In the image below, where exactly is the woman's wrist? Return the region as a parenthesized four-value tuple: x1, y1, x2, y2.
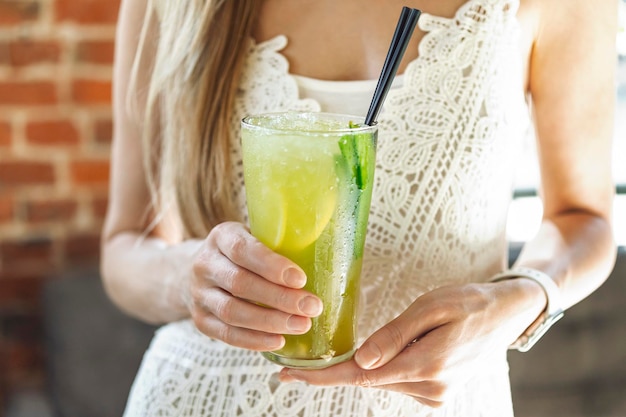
(167, 238, 204, 318)
(490, 268, 565, 351)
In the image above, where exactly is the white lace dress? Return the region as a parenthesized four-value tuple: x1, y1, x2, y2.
(124, 0, 531, 415)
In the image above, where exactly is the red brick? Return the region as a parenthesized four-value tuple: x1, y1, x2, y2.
(0, 40, 61, 67)
(26, 120, 79, 146)
(76, 40, 115, 64)
(94, 118, 112, 144)
(0, 278, 42, 308)
(0, 161, 55, 186)
(0, 1, 40, 26)
(64, 233, 101, 264)
(55, 0, 121, 24)
(0, 42, 8, 65)
(70, 159, 109, 185)
(0, 121, 10, 146)
(0, 81, 57, 105)
(0, 194, 14, 222)
(24, 199, 78, 223)
(71, 79, 112, 104)
(0, 238, 55, 274)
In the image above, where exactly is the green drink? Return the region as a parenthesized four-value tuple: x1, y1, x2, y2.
(241, 112, 378, 369)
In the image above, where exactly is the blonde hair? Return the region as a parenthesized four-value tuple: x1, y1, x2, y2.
(135, 0, 259, 238)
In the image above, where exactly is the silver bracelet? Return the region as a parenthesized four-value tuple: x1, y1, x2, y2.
(490, 267, 565, 352)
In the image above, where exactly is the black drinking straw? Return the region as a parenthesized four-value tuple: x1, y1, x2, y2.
(364, 7, 421, 126)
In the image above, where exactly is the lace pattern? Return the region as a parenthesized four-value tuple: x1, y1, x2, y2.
(125, 1, 530, 415)
(125, 321, 513, 417)
(358, 0, 529, 336)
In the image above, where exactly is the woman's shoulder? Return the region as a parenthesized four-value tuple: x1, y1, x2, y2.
(519, 0, 616, 43)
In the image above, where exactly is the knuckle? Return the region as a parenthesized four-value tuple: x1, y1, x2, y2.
(227, 270, 250, 297)
(226, 234, 248, 259)
(217, 322, 235, 344)
(189, 286, 211, 314)
(213, 296, 237, 324)
(210, 221, 232, 237)
(220, 267, 239, 292)
(352, 372, 375, 388)
(382, 321, 406, 352)
(426, 302, 449, 323)
(211, 222, 250, 258)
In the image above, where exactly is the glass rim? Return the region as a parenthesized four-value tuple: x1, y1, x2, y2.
(241, 111, 378, 135)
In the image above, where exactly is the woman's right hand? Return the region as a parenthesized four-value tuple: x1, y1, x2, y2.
(188, 221, 323, 351)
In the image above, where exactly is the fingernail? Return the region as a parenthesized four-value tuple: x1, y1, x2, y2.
(284, 268, 306, 288)
(355, 342, 381, 369)
(286, 315, 311, 333)
(298, 296, 323, 316)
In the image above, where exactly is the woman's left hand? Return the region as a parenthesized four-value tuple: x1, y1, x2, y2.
(279, 280, 545, 407)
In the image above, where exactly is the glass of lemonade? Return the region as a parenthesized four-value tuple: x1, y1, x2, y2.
(241, 112, 378, 369)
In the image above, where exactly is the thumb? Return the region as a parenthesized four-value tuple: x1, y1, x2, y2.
(355, 290, 446, 370)
(354, 321, 417, 370)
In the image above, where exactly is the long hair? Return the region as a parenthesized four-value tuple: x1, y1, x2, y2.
(133, 0, 259, 238)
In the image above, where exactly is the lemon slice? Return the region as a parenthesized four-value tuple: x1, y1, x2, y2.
(280, 187, 337, 252)
(250, 186, 337, 252)
(250, 188, 287, 251)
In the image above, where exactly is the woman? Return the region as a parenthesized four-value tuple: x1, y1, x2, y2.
(102, 0, 617, 415)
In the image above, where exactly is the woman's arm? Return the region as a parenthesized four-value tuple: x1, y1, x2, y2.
(278, 0, 618, 405)
(516, 0, 617, 307)
(101, 0, 322, 352)
(101, 0, 194, 324)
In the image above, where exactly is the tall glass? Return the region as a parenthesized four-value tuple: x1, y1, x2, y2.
(241, 112, 378, 369)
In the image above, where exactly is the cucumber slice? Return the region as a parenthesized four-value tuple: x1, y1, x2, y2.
(336, 124, 376, 259)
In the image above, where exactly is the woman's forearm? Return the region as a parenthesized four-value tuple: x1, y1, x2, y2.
(101, 232, 203, 324)
(513, 210, 616, 310)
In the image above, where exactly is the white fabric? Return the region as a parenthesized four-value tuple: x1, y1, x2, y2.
(291, 74, 404, 116)
(124, 0, 531, 415)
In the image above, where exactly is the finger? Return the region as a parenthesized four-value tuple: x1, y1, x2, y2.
(279, 363, 391, 387)
(199, 287, 312, 335)
(280, 360, 446, 409)
(354, 295, 444, 370)
(193, 312, 285, 351)
(281, 343, 437, 387)
(204, 254, 322, 317)
(210, 222, 307, 289)
(278, 360, 363, 386)
(278, 355, 414, 388)
(374, 382, 447, 407)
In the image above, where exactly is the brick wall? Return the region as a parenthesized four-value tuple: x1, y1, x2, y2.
(0, 0, 120, 410)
